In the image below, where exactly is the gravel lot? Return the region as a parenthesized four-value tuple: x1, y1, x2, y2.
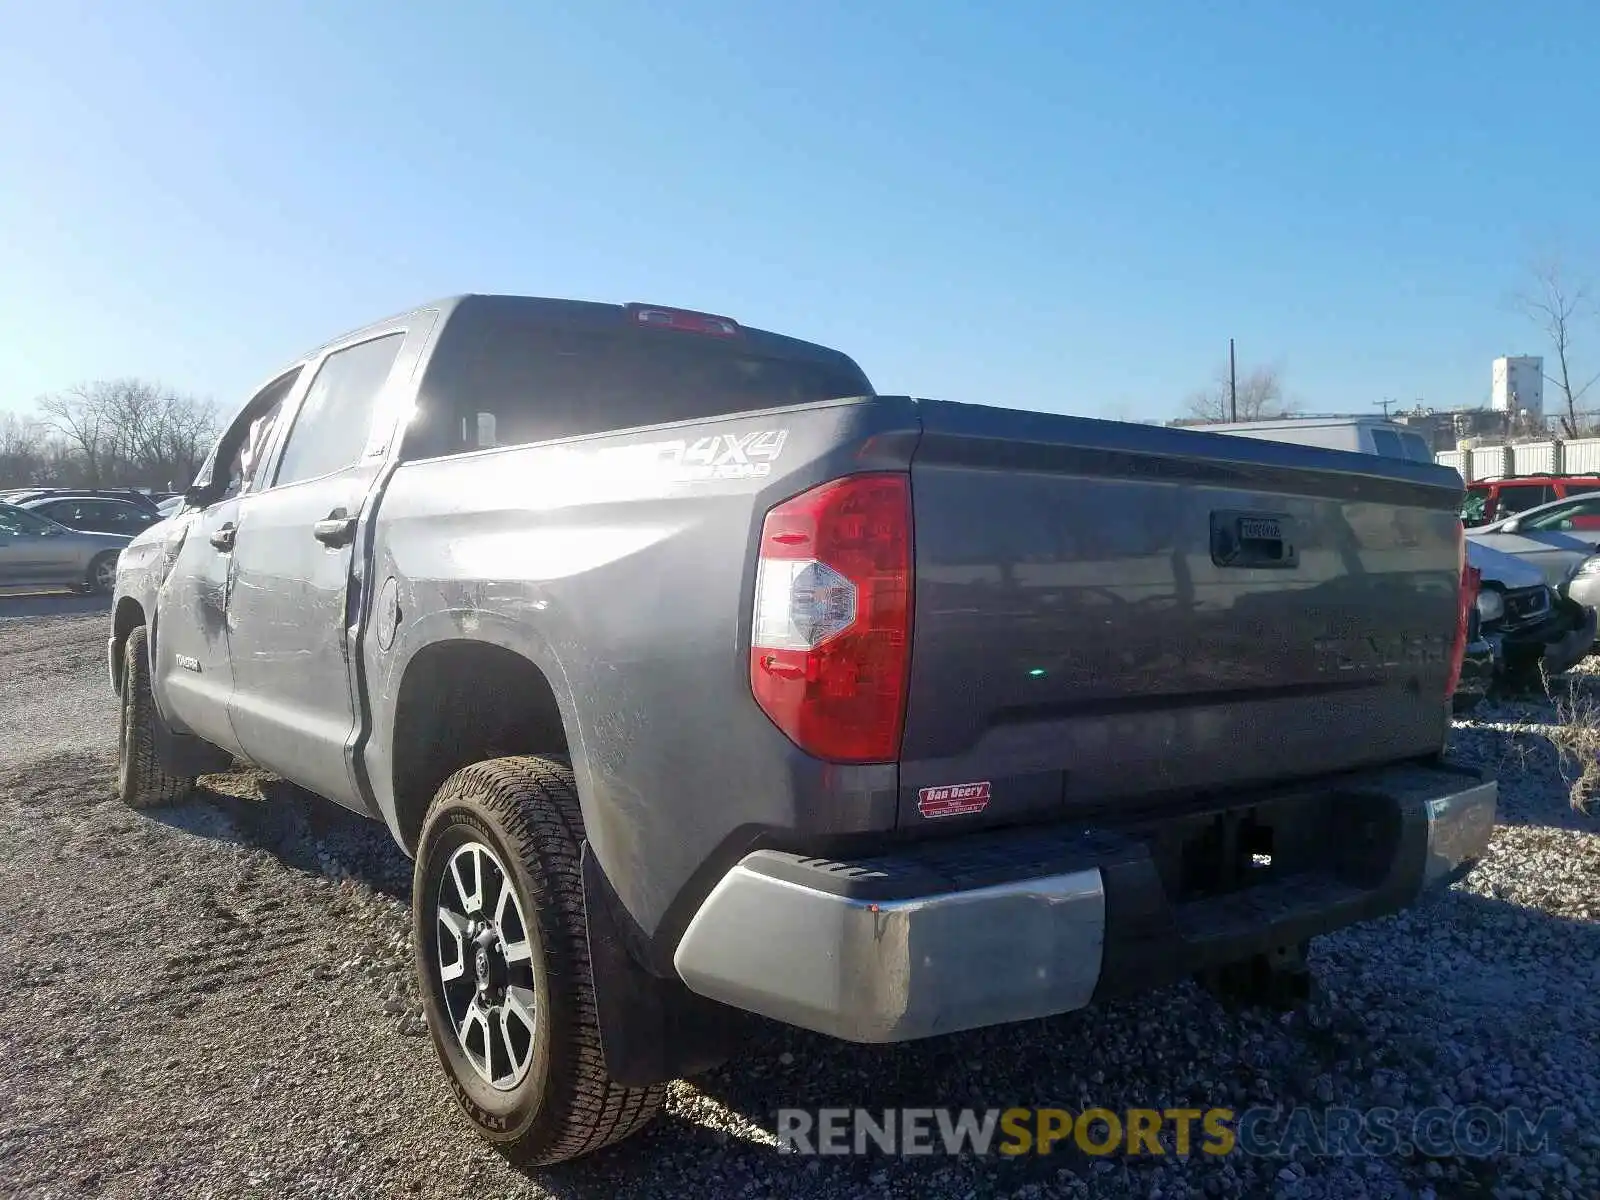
(0, 602, 1596, 1199)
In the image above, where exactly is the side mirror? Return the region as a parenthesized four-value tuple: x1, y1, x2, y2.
(1499, 517, 1520, 534)
(183, 484, 210, 508)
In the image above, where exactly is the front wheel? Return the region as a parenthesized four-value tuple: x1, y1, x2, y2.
(413, 756, 666, 1165)
(117, 627, 195, 809)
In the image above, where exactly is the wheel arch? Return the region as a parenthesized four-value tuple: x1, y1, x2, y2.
(385, 636, 589, 857)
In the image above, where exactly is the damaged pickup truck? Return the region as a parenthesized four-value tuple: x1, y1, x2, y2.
(107, 295, 1496, 1165)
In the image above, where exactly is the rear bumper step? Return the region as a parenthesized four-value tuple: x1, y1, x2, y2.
(672, 762, 1495, 1042)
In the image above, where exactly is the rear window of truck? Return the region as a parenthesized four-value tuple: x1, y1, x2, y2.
(409, 320, 872, 457)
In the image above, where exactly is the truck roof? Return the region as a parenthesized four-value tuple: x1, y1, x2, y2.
(305, 294, 858, 370)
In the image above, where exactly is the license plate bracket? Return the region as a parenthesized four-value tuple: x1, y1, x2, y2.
(1211, 510, 1298, 569)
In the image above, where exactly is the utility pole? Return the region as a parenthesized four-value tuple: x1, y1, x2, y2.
(1229, 338, 1237, 422)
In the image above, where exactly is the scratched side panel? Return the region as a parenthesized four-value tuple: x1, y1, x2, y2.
(360, 396, 921, 943)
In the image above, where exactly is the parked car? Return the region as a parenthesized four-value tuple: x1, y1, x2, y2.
(1461, 475, 1600, 528)
(1467, 490, 1600, 588)
(1466, 538, 1596, 689)
(17, 493, 165, 536)
(0, 501, 129, 593)
(0, 487, 164, 515)
(107, 294, 1494, 1165)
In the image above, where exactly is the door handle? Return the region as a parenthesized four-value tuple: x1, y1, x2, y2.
(209, 523, 236, 552)
(312, 511, 357, 547)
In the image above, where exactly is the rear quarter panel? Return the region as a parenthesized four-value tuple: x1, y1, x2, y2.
(362, 398, 920, 946)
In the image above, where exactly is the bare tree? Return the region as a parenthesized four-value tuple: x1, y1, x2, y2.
(1183, 361, 1295, 423)
(35, 379, 220, 489)
(37, 385, 115, 486)
(1517, 258, 1600, 438)
(0, 413, 52, 485)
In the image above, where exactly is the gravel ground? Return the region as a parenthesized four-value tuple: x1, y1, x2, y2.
(0, 606, 1596, 1199)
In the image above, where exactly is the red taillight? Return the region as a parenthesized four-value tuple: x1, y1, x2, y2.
(626, 303, 740, 338)
(749, 473, 913, 762)
(1445, 520, 1476, 698)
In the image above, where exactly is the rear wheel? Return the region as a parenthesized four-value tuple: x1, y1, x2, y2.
(116, 627, 195, 809)
(413, 756, 666, 1165)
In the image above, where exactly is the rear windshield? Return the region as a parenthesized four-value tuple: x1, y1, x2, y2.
(408, 320, 872, 457)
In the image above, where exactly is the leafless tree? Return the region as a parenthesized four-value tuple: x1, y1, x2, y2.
(37, 385, 115, 486)
(34, 379, 220, 489)
(0, 413, 52, 485)
(1183, 361, 1296, 423)
(1517, 258, 1600, 438)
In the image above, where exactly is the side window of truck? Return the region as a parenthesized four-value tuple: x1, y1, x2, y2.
(193, 368, 301, 501)
(274, 333, 405, 487)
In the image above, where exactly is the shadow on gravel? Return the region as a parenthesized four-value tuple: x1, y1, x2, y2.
(0, 590, 111, 620)
(150, 771, 414, 900)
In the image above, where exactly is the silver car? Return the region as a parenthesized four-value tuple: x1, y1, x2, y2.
(0, 501, 131, 593)
(1466, 490, 1600, 588)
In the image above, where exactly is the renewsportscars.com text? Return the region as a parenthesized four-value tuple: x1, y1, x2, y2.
(775, 1106, 1566, 1159)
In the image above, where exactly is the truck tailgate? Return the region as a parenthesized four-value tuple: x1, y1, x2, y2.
(898, 401, 1465, 829)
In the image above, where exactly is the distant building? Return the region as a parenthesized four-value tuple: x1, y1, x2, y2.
(1491, 356, 1543, 420)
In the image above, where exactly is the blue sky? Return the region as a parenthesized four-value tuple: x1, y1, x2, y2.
(1, 0, 1596, 424)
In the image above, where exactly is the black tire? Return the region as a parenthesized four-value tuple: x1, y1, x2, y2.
(87, 551, 119, 596)
(413, 756, 665, 1165)
(116, 627, 195, 809)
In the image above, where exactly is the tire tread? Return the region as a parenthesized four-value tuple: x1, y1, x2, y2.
(422, 755, 666, 1164)
(118, 627, 193, 809)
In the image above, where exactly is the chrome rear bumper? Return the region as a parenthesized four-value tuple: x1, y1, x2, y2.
(673, 765, 1496, 1043)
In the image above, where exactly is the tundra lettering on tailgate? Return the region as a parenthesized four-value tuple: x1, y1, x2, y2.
(1312, 631, 1447, 673)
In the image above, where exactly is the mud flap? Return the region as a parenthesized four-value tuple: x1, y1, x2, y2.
(581, 845, 751, 1086)
(151, 708, 234, 778)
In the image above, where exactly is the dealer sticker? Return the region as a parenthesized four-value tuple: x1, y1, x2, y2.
(917, 781, 991, 819)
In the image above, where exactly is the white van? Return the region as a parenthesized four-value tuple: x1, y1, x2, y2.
(1203, 416, 1434, 463)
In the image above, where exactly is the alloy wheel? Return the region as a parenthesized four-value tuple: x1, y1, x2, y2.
(434, 840, 538, 1091)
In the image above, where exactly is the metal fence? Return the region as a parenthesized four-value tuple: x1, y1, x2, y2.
(1437, 438, 1600, 479)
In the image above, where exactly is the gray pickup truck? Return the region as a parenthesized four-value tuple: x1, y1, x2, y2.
(108, 295, 1496, 1165)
